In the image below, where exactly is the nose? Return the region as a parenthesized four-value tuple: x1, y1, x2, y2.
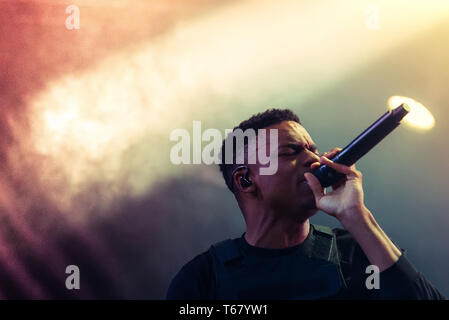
(304, 150, 320, 168)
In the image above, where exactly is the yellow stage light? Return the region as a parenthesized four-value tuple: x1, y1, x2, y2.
(388, 96, 435, 130)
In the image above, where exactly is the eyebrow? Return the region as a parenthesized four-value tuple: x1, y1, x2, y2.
(279, 142, 318, 153)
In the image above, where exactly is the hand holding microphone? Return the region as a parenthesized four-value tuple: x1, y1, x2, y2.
(305, 152, 365, 223)
(304, 103, 410, 224)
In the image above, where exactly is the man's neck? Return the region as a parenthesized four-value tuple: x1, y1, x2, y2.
(244, 214, 310, 249)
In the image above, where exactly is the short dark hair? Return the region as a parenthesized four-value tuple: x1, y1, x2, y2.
(219, 108, 301, 193)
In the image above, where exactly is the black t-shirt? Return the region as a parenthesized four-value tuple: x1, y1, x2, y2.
(167, 226, 445, 300)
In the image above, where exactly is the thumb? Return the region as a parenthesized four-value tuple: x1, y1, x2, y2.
(304, 172, 324, 201)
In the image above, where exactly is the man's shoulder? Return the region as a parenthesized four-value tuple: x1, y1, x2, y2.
(329, 226, 363, 260)
(330, 226, 351, 238)
(166, 249, 215, 299)
(332, 227, 356, 246)
(312, 224, 357, 248)
(312, 224, 352, 240)
(171, 250, 214, 283)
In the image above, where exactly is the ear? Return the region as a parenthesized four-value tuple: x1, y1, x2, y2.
(233, 168, 257, 194)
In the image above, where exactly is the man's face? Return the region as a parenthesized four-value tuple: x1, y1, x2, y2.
(248, 121, 320, 220)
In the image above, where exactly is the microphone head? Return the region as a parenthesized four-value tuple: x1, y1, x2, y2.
(392, 103, 410, 121)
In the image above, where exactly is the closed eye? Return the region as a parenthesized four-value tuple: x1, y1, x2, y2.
(279, 143, 318, 156)
(280, 146, 301, 156)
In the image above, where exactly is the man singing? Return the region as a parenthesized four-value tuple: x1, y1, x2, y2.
(167, 109, 444, 299)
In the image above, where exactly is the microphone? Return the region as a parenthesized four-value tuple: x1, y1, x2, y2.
(312, 104, 410, 188)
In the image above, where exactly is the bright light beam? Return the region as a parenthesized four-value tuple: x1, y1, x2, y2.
(388, 96, 435, 130)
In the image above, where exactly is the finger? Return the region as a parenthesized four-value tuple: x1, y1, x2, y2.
(310, 161, 321, 170)
(320, 156, 354, 175)
(321, 147, 340, 157)
(321, 156, 363, 181)
(325, 147, 342, 160)
(304, 172, 324, 200)
(347, 163, 361, 178)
